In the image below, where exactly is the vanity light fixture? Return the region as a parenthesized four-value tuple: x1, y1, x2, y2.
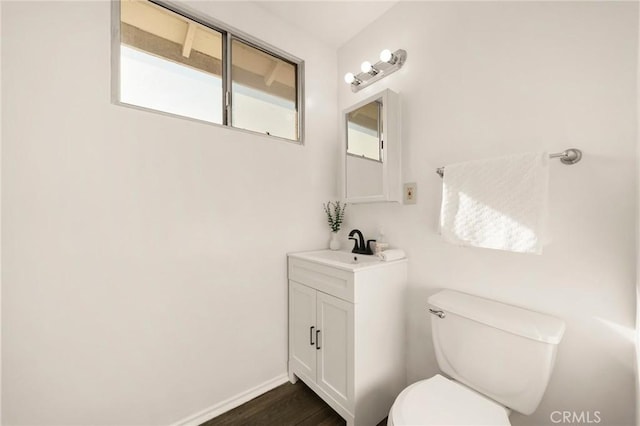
(344, 48, 407, 92)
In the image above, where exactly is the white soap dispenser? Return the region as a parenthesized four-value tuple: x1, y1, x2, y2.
(375, 227, 389, 254)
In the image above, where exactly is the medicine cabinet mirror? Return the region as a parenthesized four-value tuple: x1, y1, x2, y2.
(341, 89, 401, 203)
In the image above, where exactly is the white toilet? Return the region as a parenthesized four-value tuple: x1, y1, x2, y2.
(388, 290, 566, 426)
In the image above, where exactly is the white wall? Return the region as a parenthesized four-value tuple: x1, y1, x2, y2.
(338, 2, 638, 426)
(1, 1, 338, 424)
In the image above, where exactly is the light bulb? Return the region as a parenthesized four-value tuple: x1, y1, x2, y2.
(360, 61, 373, 73)
(379, 49, 393, 63)
(344, 72, 356, 84)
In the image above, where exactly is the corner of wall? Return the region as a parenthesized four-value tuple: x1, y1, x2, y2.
(634, 12, 640, 426)
(1, 0, 4, 422)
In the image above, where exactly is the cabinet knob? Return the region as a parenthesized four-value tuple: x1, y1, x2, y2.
(310, 326, 315, 346)
(316, 329, 321, 350)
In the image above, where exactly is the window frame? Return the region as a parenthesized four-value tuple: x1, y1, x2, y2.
(111, 0, 305, 144)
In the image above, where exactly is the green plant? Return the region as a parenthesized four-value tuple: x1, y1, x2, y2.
(323, 201, 347, 233)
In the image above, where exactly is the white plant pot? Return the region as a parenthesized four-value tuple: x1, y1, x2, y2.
(329, 232, 341, 250)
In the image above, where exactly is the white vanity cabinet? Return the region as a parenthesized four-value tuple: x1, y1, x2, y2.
(287, 251, 407, 426)
(290, 281, 354, 410)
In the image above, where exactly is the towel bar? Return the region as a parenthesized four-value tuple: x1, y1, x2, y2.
(435, 148, 582, 178)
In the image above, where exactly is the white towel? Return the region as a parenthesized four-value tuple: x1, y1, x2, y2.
(439, 152, 549, 254)
(378, 249, 406, 261)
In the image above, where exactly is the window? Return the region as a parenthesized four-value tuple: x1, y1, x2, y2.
(115, 0, 303, 142)
(231, 40, 298, 140)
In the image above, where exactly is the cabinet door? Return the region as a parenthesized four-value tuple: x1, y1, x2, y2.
(289, 281, 317, 381)
(316, 292, 354, 410)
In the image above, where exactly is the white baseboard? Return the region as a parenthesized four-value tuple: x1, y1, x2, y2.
(171, 373, 290, 426)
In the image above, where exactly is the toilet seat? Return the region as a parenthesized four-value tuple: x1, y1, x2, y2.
(389, 374, 511, 426)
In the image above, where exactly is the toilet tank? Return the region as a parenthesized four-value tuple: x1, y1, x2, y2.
(428, 290, 565, 415)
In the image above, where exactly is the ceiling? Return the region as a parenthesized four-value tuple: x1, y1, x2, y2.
(252, 1, 399, 48)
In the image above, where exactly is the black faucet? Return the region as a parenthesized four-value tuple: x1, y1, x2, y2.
(348, 229, 375, 255)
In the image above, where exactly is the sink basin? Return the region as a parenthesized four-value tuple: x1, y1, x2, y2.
(288, 249, 384, 271)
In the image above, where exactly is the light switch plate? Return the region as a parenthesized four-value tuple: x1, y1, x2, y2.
(404, 182, 417, 204)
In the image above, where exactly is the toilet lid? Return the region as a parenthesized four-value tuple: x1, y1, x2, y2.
(391, 375, 511, 426)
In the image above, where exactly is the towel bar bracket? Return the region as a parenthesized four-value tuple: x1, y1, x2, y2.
(553, 148, 582, 165)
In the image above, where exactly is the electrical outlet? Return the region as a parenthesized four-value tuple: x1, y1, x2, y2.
(404, 182, 417, 204)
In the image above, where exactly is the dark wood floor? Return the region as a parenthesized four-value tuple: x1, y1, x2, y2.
(202, 380, 388, 426)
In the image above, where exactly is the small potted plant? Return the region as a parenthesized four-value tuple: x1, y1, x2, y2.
(323, 201, 347, 250)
